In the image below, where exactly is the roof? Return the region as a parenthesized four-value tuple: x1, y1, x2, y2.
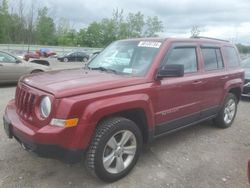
(119, 36, 231, 45)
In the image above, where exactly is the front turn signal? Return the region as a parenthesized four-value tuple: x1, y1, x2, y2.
(50, 118, 79, 127)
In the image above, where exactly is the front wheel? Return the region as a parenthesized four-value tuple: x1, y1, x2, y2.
(86, 117, 142, 182)
(214, 93, 238, 128)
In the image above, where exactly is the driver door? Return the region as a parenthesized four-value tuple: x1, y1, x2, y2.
(154, 43, 203, 135)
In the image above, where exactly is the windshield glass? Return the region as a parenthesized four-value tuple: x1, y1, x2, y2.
(88, 40, 161, 76)
(64, 52, 73, 56)
(242, 58, 250, 69)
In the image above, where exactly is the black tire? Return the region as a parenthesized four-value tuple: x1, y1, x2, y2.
(86, 117, 142, 182)
(214, 93, 238, 128)
(83, 57, 88, 62)
(63, 58, 68, 62)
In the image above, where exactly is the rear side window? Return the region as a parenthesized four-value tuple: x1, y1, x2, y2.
(223, 47, 239, 67)
(201, 48, 224, 71)
(164, 47, 197, 73)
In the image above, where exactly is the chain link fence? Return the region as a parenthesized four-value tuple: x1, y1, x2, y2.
(0, 44, 101, 56)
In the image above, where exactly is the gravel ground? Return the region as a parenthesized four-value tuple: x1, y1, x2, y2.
(0, 62, 250, 188)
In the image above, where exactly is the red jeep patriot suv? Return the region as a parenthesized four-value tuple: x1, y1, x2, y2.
(3, 37, 244, 182)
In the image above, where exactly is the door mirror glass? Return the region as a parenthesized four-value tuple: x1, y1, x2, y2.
(156, 64, 184, 80)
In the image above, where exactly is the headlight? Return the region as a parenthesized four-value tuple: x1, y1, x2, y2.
(40, 96, 51, 118)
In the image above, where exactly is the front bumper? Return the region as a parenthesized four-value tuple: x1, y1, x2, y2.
(3, 100, 90, 163)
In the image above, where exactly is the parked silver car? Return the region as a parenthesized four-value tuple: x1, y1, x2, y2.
(242, 57, 250, 96)
(0, 51, 50, 84)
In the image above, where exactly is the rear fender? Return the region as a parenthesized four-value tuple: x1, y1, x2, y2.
(221, 78, 243, 105)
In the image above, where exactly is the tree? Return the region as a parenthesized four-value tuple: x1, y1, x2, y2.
(56, 17, 71, 45)
(36, 7, 56, 45)
(190, 25, 201, 37)
(144, 16, 164, 37)
(0, 1, 165, 47)
(0, 0, 11, 43)
(26, 0, 36, 48)
(16, 0, 26, 43)
(8, 13, 24, 43)
(236, 43, 250, 54)
(84, 22, 103, 47)
(126, 12, 144, 38)
(100, 18, 116, 46)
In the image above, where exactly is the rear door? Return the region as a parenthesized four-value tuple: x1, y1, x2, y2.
(72, 52, 78, 61)
(154, 43, 204, 134)
(198, 45, 226, 118)
(77, 52, 83, 61)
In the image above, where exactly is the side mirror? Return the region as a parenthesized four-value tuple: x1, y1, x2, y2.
(156, 64, 184, 80)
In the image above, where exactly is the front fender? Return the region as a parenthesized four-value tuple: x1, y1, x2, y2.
(81, 94, 154, 130)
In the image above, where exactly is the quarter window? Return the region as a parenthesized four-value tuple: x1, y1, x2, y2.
(164, 47, 197, 73)
(201, 48, 224, 71)
(223, 47, 239, 67)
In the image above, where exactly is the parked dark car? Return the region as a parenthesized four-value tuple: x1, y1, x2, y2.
(88, 51, 102, 61)
(241, 58, 250, 97)
(57, 51, 89, 62)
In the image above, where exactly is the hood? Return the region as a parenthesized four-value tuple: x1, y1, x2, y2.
(21, 69, 148, 98)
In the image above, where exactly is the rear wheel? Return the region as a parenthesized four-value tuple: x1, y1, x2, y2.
(86, 117, 142, 182)
(63, 58, 68, 62)
(83, 57, 88, 62)
(214, 93, 238, 128)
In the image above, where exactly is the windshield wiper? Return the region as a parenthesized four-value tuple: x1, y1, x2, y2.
(91, 67, 118, 74)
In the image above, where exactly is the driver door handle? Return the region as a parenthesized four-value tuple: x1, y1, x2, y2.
(192, 80, 203, 85)
(221, 76, 229, 80)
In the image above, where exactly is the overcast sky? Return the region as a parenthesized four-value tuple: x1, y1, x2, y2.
(10, 0, 250, 44)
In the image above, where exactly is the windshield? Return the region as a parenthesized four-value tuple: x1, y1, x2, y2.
(88, 40, 161, 76)
(242, 58, 250, 69)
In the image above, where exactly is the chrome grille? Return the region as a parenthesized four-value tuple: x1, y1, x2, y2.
(15, 85, 36, 120)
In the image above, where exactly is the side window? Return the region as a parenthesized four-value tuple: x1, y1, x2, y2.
(201, 48, 224, 71)
(0, 52, 16, 63)
(223, 47, 239, 67)
(164, 47, 197, 73)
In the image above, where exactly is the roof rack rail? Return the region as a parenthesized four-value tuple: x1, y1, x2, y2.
(191, 36, 230, 42)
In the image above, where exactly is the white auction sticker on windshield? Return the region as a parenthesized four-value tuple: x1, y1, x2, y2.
(123, 68, 132, 74)
(138, 41, 161, 48)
